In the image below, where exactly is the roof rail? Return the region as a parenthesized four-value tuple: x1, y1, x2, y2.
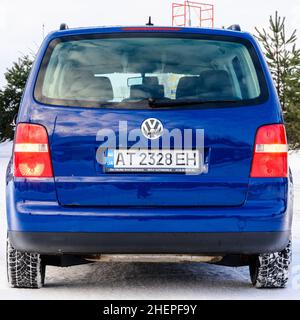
(59, 23, 69, 31)
(227, 24, 241, 31)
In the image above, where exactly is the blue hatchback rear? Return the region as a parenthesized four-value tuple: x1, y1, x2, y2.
(6, 25, 293, 289)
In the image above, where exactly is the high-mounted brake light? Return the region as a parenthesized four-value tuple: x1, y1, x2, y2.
(14, 124, 53, 178)
(250, 124, 288, 178)
(122, 27, 182, 31)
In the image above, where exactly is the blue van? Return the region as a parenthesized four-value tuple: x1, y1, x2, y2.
(6, 24, 293, 289)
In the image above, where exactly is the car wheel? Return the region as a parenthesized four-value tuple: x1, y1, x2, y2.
(6, 238, 45, 289)
(249, 240, 292, 289)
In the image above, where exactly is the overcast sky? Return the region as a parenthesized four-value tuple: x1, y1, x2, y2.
(0, 0, 300, 87)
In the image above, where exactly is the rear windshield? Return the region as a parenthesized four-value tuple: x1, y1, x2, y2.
(34, 34, 268, 109)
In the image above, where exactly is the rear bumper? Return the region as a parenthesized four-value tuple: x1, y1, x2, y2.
(7, 177, 293, 234)
(6, 177, 293, 257)
(9, 231, 291, 255)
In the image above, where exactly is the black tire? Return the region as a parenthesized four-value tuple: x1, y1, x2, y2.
(6, 238, 45, 289)
(249, 240, 292, 289)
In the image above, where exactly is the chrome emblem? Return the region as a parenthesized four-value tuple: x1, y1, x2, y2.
(141, 118, 164, 140)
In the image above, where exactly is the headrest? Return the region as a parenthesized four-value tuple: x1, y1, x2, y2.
(130, 84, 165, 100)
(130, 85, 151, 100)
(176, 76, 202, 99)
(63, 69, 113, 101)
(201, 70, 234, 97)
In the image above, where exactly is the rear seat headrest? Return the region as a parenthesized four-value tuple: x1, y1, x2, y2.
(201, 70, 234, 97)
(62, 69, 113, 101)
(176, 76, 202, 99)
(130, 85, 151, 100)
(130, 84, 165, 100)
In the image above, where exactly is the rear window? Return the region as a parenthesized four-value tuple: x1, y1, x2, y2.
(34, 34, 268, 109)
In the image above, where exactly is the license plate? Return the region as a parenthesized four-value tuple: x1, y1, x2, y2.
(105, 149, 202, 173)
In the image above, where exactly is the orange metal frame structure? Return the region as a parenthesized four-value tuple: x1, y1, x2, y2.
(172, 1, 214, 28)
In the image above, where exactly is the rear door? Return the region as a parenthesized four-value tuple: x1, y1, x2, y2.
(33, 31, 271, 207)
(49, 106, 257, 207)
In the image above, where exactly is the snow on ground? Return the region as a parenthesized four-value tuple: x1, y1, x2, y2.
(0, 141, 300, 300)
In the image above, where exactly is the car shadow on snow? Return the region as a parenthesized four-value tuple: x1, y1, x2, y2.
(44, 262, 251, 291)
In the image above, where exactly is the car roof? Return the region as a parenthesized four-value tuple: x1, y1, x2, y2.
(48, 25, 253, 41)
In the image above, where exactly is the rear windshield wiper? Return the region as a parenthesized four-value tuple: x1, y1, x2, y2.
(94, 98, 240, 109)
(148, 98, 241, 108)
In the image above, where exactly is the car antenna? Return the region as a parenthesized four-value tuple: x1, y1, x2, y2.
(146, 16, 154, 26)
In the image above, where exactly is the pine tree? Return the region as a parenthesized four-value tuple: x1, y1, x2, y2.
(0, 55, 33, 141)
(256, 11, 300, 149)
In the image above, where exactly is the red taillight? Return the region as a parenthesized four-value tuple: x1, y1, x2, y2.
(250, 124, 288, 178)
(14, 124, 53, 178)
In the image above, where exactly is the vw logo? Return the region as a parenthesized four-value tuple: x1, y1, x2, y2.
(141, 118, 164, 140)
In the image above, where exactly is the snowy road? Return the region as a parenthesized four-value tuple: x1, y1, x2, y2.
(1, 141, 300, 300)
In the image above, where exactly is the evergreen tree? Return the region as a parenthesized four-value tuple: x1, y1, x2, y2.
(256, 11, 300, 149)
(256, 11, 300, 111)
(0, 55, 33, 141)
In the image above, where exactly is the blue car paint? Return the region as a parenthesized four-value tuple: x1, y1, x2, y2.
(7, 177, 292, 232)
(7, 26, 293, 234)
